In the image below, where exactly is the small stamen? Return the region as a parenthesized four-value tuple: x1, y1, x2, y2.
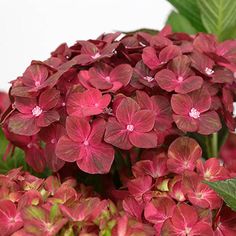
(143, 76, 154, 82)
(91, 52, 101, 59)
(35, 81, 40, 87)
(126, 124, 134, 131)
(104, 76, 111, 82)
(189, 108, 200, 119)
(205, 67, 214, 75)
(177, 76, 184, 82)
(84, 140, 89, 146)
(32, 106, 42, 117)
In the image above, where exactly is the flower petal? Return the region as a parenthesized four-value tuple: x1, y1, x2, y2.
(155, 69, 178, 92)
(116, 97, 140, 125)
(171, 94, 192, 115)
(129, 131, 157, 148)
(173, 114, 198, 132)
(198, 111, 222, 135)
(76, 143, 114, 174)
(39, 88, 60, 110)
(8, 113, 39, 136)
(132, 110, 155, 132)
(142, 46, 160, 70)
(110, 64, 133, 86)
(104, 118, 132, 150)
(55, 135, 81, 162)
(36, 110, 60, 127)
(66, 116, 91, 142)
(175, 76, 203, 94)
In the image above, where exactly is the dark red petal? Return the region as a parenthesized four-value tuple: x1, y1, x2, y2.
(169, 55, 192, 77)
(173, 114, 199, 133)
(88, 119, 106, 144)
(142, 46, 160, 70)
(22, 64, 48, 88)
(39, 88, 60, 110)
(171, 203, 198, 228)
(66, 116, 91, 142)
(175, 76, 203, 94)
(36, 110, 60, 127)
(110, 64, 133, 86)
(155, 69, 178, 92)
(104, 118, 132, 150)
(132, 110, 155, 132)
(76, 143, 114, 174)
(116, 97, 140, 125)
(15, 97, 37, 114)
(171, 94, 192, 115)
(198, 111, 222, 135)
(78, 40, 99, 56)
(190, 88, 211, 113)
(159, 45, 182, 64)
(129, 131, 157, 148)
(211, 69, 234, 84)
(55, 135, 81, 162)
(8, 113, 39, 136)
(167, 137, 202, 174)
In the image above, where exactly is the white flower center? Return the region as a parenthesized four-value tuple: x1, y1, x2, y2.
(233, 72, 236, 79)
(126, 124, 134, 131)
(105, 76, 111, 82)
(177, 76, 184, 82)
(233, 102, 236, 118)
(32, 106, 42, 117)
(189, 108, 200, 119)
(91, 52, 101, 59)
(205, 67, 214, 75)
(103, 107, 113, 115)
(62, 102, 66, 107)
(83, 140, 89, 146)
(143, 76, 154, 82)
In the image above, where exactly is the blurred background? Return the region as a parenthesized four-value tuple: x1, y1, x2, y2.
(0, 0, 172, 91)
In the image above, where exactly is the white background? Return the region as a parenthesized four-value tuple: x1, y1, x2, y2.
(0, 0, 172, 92)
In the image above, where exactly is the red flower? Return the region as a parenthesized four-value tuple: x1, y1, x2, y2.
(183, 171, 222, 209)
(8, 88, 60, 136)
(104, 97, 157, 149)
(155, 55, 203, 94)
(171, 88, 222, 135)
(167, 137, 202, 174)
(144, 197, 176, 234)
(136, 91, 173, 131)
(0, 200, 23, 236)
(142, 45, 181, 70)
(161, 203, 214, 236)
(56, 117, 114, 174)
(21, 64, 49, 92)
(196, 158, 230, 181)
(88, 63, 133, 92)
(39, 123, 66, 172)
(66, 88, 111, 117)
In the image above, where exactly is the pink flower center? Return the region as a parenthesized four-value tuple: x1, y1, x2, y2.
(94, 103, 99, 107)
(84, 140, 89, 146)
(35, 81, 40, 87)
(189, 108, 200, 119)
(233, 102, 236, 118)
(185, 227, 192, 234)
(143, 76, 154, 82)
(27, 143, 33, 148)
(126, 124, 134, 132)
(105, 76, 111, 82)
(32, 106, 42, 117)
(205, 67, 214, 75)
(177, 76, 184, 82)
(233, 72, 236, 78)
(62, 102, 66, 107)
(51, 138, 56, 144)
(91, 52, 101, 59)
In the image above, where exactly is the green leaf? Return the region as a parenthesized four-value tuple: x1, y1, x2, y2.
(50, 204, 59, 223)
(167, 0, 206, 32)
(198, 0, 236, 40)
(205, 178, 236, 211)
(121, 28, 159, 35)
(166, 11, 197, 34)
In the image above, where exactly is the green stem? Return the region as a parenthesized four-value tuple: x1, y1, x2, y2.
(211, 132, 218, 157)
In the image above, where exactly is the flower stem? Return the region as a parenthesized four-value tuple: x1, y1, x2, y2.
(211, 132, 218, 157)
